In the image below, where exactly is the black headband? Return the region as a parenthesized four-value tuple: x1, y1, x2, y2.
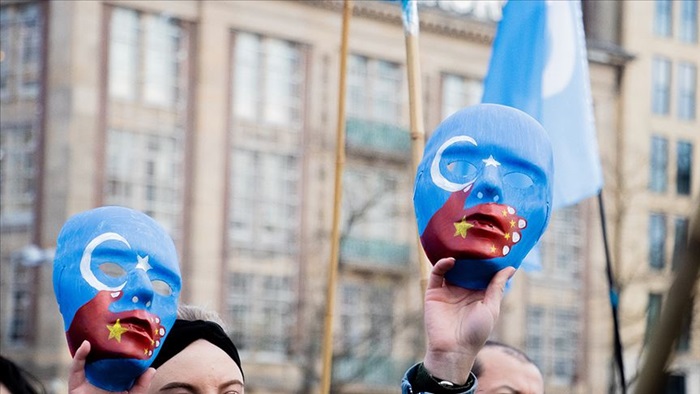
(151, 319, 243, 380)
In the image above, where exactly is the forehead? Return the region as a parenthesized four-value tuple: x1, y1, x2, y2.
(56, 207, 180, 272)
(479, 347, 544, 393)
(428, 105, 553, 171)
(150, 340, 244, 391)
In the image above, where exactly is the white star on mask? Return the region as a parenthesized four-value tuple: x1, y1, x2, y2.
(135, 255, 152, 271)
(482, 155, 501, 168)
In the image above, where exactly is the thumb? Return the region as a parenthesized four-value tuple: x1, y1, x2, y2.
(483, 267, 515, 314)
(129, 368, 155, 393)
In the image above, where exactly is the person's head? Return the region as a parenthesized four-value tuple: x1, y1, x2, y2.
(472, 341, 544, 394)
(414, 104, 553, 289)
(53, 206, 182, 391)
(0, 356, 45, 394)
(148, 305, 245, 394)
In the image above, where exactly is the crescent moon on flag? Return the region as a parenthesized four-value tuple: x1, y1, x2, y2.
(80, 232, 129, 291)
(430, 135, 478, 192)
(542, 0, 576, 98)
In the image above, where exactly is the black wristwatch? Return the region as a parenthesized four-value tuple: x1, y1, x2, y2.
(412, 362, 476, 393)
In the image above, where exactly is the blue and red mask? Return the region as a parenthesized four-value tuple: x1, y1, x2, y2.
(53, 206, 181, 391)
(414, 104, 553, 289)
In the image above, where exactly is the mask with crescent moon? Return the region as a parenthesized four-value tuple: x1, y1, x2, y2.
(53, 206, 181, 391)
(414, 104, 553, 289)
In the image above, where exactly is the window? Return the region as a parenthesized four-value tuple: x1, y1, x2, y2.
(672, 217, 690, 271)
(0, 125, 36, 227)
(525, 306, 579, 384)
(338, 282, 394, 355)
(677, 63, 697, 120)
(9, 264, 34, 344)
(676, 301, 693, 351)
(680, 0, 698, 43)
(666, 374, 687, 394)
(525, 307, 545, 371)
(541, 205, 583, 278)
(226, 31, 305, 361)
(552, 309, 578, 384)
(652, 57, 672, 115)
(232, 32, 303, 127)
(105, 130, 184, 234)
(228, 149, 300, 256)
(108, 7, 183, 108)
(228, 32, 304, 257)
(649, 213, 667, 270)
(441, 73, 482, 120)
(347, 55, 402, 124)
(655, 0, 673, 37)
(646, 293, 663, 343)
(0, 2, 44, 100)
(104, 7, 190, 239)
(226, 273, 295, 358)
(650, 136, 669, 192)
(677, 141, 693, 195)
(342, 167, 400, 241)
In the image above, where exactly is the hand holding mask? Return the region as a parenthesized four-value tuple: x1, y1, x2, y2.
(414, 104, 553, 289)
(53, 206, 181, 391)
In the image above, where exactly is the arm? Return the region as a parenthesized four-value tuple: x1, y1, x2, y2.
(69, 341, 155, 394)
(403, 257, 514, 393)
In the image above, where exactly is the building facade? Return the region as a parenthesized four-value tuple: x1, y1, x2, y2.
(0, 1, 697, 393)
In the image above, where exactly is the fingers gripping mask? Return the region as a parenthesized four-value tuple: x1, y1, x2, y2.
(414, 104, 553, 289)
(52, 206, 182, 391)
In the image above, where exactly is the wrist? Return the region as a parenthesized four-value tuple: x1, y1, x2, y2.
(423, 351, 476, 385)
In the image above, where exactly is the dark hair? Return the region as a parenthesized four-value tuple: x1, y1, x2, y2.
(472, 340, 540, 378)
(0, 355, 46, 394)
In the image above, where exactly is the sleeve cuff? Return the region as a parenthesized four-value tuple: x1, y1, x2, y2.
(411, 362, 477, 394)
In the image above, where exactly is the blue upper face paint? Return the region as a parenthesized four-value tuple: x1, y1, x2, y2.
(414, 104, 554, 289)
(53, 206, 181, 391)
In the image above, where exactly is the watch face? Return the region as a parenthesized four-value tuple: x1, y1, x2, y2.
(53, 206, 181, 391)
(414, 104, 553, 289)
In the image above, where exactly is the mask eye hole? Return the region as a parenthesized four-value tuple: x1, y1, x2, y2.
(445, 160, 478, 183)
(99, 262, 126, 278)
(504, 172, 534, 189)
(151, 280, 172, 296)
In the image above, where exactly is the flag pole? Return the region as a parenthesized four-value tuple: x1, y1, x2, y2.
(598, 192, 627, 393)
(633, 201, 700, 394)
(319, 0, 352, 392)
(402, 0, 430, 296)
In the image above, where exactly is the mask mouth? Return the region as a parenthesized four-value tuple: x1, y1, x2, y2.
(117, 315, 157, 340)
(464, 211, 506, 234)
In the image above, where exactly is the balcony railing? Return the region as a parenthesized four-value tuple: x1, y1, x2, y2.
(345, 117, 411, 158)
(333, 355, 414, 387)
(340, 236, 410, 269)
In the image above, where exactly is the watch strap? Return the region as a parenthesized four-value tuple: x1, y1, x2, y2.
(412, 362, 476, 393)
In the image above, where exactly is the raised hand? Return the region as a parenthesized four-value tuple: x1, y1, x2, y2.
(68, 341, 155, 394)
(422, 257, 515, 384)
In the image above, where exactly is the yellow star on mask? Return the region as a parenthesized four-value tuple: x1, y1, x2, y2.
(454, 218, 474, 238)
(107, 319, 129, 342)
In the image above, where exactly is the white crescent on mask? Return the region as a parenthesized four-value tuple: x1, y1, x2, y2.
(430, 135, 477, 192)
(80, 232, 129, 291)
(542, 0, 576, 98)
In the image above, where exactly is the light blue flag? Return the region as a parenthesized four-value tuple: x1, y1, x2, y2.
(481, 0, 603, 271)
(482, 0, 603, 209)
